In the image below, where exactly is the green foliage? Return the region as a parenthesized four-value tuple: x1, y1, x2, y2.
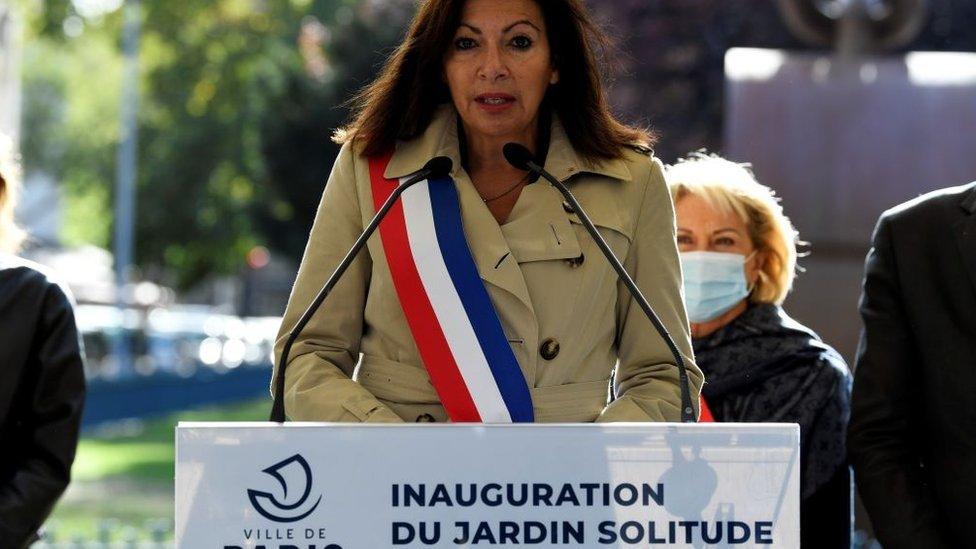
(21, 18, 122, 248)
(18, 0, 976, 290)
(45, 398, 270, 542)
(20, 0, 412, 289)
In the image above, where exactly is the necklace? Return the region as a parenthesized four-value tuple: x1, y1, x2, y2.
(481, 172, 531, 203)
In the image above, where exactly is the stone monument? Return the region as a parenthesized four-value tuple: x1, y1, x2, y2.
(725, 0, 976, 361)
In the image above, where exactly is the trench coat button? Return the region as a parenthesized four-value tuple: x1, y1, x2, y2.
(415, 413, 436, 423)
(566, 253, 585, 268)
(539, 338, 560, 360)
(562, 200, 573, 213)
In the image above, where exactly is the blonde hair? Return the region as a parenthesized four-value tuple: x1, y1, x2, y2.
(0, 133, 26, 254)
(667, 151, 802, 305)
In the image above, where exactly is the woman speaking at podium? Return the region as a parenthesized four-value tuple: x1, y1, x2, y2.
(273, 0, 702, 423)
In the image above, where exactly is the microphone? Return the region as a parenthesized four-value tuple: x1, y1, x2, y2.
(503, 143, 696, 423)
(270, 156, 453, 422)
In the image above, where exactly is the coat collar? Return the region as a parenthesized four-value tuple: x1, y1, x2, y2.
(383, 103, 632, 183)
(381, 103, 608, 329)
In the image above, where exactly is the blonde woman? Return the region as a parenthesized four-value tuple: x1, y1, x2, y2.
(668, 152, 852, 548)
(0, 133, 85, 547)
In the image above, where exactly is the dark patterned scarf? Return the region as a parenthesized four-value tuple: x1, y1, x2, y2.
(693, 303, 852, 499)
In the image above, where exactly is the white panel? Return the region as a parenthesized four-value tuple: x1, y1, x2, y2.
(176, 423, 800, 548)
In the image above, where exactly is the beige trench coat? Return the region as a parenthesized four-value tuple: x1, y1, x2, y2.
(272, 104, 702, 423)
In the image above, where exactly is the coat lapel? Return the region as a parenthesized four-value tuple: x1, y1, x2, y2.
(380, 104, 634, 318)
(954, 184, 976, 298)
(383, 105, 537, 315)
(453, 172, 536, 313)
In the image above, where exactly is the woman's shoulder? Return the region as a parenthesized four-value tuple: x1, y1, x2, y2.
(768, 306, 852, 384)
(732, 304, 851, 377)
(617, 147, 672, 226)
(612, 147, 671, 217)
(335, 139, 365, 169)
(1, 253, 56, 287)
(618, 143, 663, 184)
(0, 254, 75, 311)
(324, 139, 372, 198)
(790, 339, 851, 387)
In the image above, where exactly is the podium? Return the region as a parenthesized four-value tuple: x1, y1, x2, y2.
(176, 423, 799, 547)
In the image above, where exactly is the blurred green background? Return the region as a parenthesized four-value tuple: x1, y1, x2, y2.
(44, 399, 267, 543)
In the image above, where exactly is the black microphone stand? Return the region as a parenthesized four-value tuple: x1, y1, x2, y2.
(269, 159, 451, 422)
(504, 143, 696, 423)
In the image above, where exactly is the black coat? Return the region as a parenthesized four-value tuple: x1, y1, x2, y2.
(0, 255, 86, 549)
(848, 182, 976, 549)
(693, 304, 852, 548)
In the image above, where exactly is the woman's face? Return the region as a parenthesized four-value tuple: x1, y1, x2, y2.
(443, 0, 559, 143)
(675, 193, 763, 286)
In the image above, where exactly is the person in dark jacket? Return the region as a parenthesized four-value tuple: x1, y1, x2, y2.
(848, 182, 976, 549)
(668, 152, 852, 548)
(0, 135, 86, 548)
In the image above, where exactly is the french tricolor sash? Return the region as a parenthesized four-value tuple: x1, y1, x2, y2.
(368, 151, 534, 423)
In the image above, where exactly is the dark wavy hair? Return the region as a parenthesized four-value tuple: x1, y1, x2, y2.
(335, 0, 653, 160)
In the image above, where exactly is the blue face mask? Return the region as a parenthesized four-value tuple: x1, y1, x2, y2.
(680, 251, 753, 323)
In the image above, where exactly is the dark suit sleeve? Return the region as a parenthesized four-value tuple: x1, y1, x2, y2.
(0, 282, 86, 547)
(847, 216, 949, 548)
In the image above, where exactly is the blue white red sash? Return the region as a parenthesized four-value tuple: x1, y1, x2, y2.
(369, 151, 534, 423)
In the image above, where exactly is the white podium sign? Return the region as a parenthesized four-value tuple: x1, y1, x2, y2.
(176, 423, 799, 548)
